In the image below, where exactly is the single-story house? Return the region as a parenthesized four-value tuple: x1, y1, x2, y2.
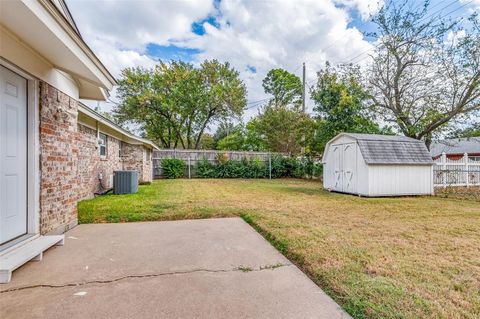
(430, 137, 480, 161)
(322, 133, 434, 197)
(0, 0, 157, 282)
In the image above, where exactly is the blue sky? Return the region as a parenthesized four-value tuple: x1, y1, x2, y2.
(68, 0, 478, 118)
(146, 44, 201, 62)
(124, 0, 476, 77)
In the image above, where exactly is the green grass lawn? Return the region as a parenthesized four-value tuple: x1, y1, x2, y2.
(78, 179, 480, 319)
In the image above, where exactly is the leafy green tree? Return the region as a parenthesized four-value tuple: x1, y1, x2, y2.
(115, 60, 247, 149)
(213, 121, 237, 148)
(311, 63, 387, 153)
(216, 128, 245, 150)
(198, 133, 215, 149)
(244, 120, 268, 151)
(252, 106, 316, 154)
(262, 68, 302, 108)
(215, 122, 268, 151)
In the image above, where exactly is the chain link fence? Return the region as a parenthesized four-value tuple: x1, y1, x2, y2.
(152, 149, 322, 179)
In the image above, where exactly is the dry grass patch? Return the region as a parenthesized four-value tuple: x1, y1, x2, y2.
(436, 186, 480, 201)
(79, 179, 480, 319)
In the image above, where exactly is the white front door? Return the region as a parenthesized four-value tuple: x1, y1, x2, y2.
(0, 66, 28, 245)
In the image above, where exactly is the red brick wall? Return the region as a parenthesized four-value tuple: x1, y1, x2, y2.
(39, 82, 79, 235)
(122, 143, 152, 183)
(39, 82, 153, 234)
(77, 123, 123, 200)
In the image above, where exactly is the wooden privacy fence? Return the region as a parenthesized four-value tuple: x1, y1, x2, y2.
(153, 149, 276, 179)
(433, 153, 480, 187)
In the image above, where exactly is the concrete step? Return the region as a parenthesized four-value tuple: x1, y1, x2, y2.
(0, 235, 64, 283)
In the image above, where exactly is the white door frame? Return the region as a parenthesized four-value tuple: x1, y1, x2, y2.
(0, 58, 40, 246)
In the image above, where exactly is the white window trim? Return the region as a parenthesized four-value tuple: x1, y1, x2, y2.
(99, 132, 108, 158)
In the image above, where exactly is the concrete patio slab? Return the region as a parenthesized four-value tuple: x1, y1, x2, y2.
(0, 218, 351, 319)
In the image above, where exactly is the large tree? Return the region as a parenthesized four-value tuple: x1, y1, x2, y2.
(115, 60, 247, 149)
(251, 106, 316, 154)
(262, 68, 303, 108)
(311, 63, 387, 152)
(215, 122, 268, 151)
(368, 1, 480, 147)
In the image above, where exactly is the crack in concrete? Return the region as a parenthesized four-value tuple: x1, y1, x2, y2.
(0, 263, 293, 294)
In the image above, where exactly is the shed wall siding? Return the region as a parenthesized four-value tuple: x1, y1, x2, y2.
(367, 165, 433, 196)
(356, 149, 369, 195)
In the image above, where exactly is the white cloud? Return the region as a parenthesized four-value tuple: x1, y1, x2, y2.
(335, 0, 384, 20)
(187, 0, 377, 116)
(69, 0, 214, 50)
(67, 0, 380, 118)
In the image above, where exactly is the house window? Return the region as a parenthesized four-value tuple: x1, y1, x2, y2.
(119, 141, 123, 158)
(99, 133, 107, 157)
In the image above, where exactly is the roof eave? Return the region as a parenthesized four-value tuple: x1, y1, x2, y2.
(77, 103, 160, 150)
(38, 0, 116, 86)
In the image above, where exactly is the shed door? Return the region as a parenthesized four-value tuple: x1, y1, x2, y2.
(342, 143, 356, 193)
(332, 145, 343, 191)
(0, 66, 28, 245)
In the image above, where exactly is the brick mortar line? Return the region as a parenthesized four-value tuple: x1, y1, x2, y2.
(0, 263, 293, 294)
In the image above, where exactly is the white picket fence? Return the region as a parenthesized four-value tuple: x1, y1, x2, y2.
(433, 153, 480, 187)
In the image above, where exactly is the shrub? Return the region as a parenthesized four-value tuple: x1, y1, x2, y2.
(195, 154, 322, 179)
(271, 155, 298, 178)
(216, 160, 246, 178)
(245, 157, 267, 178)
(161, 158, 185, 179)
(313, 162, 323, 178)
(197, 158, 216, 178)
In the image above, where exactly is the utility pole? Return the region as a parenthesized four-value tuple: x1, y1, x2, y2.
(301, 62, 306, 154)
(302, 62, 306, 113)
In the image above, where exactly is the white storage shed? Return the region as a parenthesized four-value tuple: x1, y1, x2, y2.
(322, 133, 434, 197)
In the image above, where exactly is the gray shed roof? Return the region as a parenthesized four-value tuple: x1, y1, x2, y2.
(430, 137, 480, 157)
(334, 133, 433, 165)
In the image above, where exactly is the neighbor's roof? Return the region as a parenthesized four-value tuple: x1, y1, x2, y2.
(430, 137, 480, 157)
(326, 133, 433, 165)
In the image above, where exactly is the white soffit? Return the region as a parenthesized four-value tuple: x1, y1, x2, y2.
(0, 0, 115, 98)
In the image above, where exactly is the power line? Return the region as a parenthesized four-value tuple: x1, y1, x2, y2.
(244, 98, 270, 110)
(246, 97, 269, 105)
(339, 0, 475, 65)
